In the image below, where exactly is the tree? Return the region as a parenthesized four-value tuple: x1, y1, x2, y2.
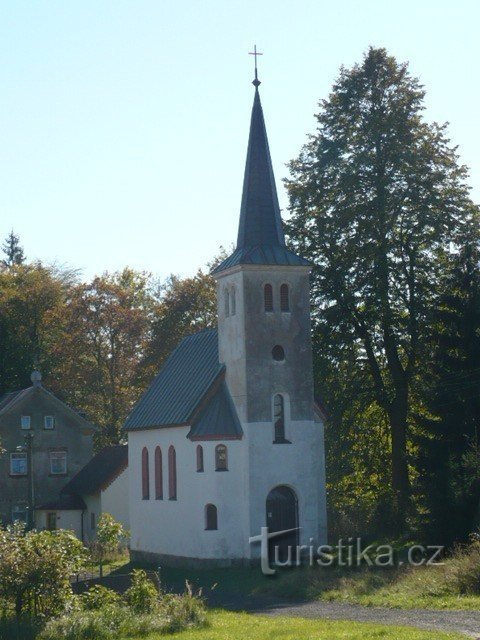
(0, 522, 86, 619)
(417, 239, 480, 543)
(0, 263, 69, 394)
(49, 269, 155, 447)
(1, 230, 25, 267)
(286, 47, 479, 528)
(94, 513, 129, 578)
(141, 268, 217, 381)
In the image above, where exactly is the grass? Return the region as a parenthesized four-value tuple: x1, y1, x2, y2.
(129, 610, 465, 640)
(121, 550, 480, 610)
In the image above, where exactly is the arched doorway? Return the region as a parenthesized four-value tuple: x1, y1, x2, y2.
(266, 486, 299, 564)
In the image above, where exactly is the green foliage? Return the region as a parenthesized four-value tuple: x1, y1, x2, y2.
(80, 586, 120, 611)
(0, 523, 87, 619)
(286, 46, 480, 531)
(1, 230, 25, 267)
(123, 569, 158, 614)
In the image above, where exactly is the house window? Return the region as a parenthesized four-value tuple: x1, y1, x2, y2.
(155, 446, 163, 500)
(168, 446, 177, 500)
(272, 345, 285, 361)
(280, 284, 290, 311)
(47, 512, 57, 531)
(205, 504, 218, 530)
(11, 504, 27, 523)
(141, 447, 150, 499)
(224, 290, 230, 317)
(21, 416, 31, 430)
(91, 512, 96, 530)
(230, 287, 236, 316)
(274, 394, 286, 442)
(10, 453, 27, 476)
(50, 451, 67, 475)
(196, 445, 204, 472)
(215, 444, 228, 471)
(44, 416, 55, 430)
(264, 284, 273, 312)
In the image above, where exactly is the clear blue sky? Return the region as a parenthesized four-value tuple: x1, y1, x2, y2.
(1, 0, 479, 281)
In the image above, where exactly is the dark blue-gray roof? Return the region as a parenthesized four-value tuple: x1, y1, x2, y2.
(188, 380, 243, 440)
(124, 329, 225, 430)
(212, 87, 308, 275)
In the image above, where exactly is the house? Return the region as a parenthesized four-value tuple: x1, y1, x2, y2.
(124, 73, 328, 566)
(40, 444, 129, 542)
(0, 371, 96, 527)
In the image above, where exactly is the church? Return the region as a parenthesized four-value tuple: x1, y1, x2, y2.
(125, 68, 327, 566)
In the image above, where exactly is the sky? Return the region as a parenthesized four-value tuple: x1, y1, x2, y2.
(1, 0, 479, 281)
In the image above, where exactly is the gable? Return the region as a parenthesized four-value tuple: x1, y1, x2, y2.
(124, 329, 224, 431)
(188, 380, 243, 441)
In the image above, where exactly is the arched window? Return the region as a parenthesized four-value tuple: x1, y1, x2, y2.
(272, 345, 285, 361)
(141, 447, 149, 500)
(280, 284, 290, 312)
(264, 284, 273, 312)
(155, 446, 163, 500)
(230, 287, 236, 316)
(196, 445, 204, 472)
(168, 445, 177, 500)
(224, 290, 230, 317)
(205, 504, 218, 530)
(273, 394, 285, 442)
(215, 444, 228, 471)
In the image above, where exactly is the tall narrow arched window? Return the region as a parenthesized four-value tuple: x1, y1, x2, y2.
(155, 446, 163, 499)
(224, 290, 230, 317)
(280, 284, 290, 311)
(215, 444, 228, 471)
(168, 445, 177, 500)
(264, 284, 273, 312)
(273, 394, 286, 442)
(230, 287, 236, 316)
(205, 504, 218, 530)
(196, 445, 204, 472)
(141, 447, 149, 500)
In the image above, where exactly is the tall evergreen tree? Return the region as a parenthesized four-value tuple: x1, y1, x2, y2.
(286, 47, 479, 528)
(1, 230, 25, 267)
(417, 239, 480, 543)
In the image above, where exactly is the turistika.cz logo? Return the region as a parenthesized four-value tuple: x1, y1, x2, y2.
(249, 527, 444, 576)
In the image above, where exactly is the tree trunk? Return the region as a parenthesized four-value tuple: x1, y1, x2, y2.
(388, 394, 410, 530)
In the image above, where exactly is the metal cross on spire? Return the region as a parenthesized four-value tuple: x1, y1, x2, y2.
(249, 45, 263, 87)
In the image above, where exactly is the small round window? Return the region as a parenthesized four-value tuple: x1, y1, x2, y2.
(272, 345, 285, 361)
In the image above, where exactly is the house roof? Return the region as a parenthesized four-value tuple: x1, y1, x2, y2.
(0, 389, 27, 413)
(61, 445, 128, 496)
(124, 329, 224, 431)
(212, 87, 308, 275)
(36, 494, 87, 511)
(188, 380, 243, 440)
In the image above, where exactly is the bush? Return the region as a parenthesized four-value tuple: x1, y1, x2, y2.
(80, 585, 121, 611)
(123, 569, 158, 614)
(159, 583, 207, 632)
(0, 616, 40, 640)
(447, 537, 480, 595)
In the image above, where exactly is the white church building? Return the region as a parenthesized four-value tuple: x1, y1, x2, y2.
(125, 71, 327, 566)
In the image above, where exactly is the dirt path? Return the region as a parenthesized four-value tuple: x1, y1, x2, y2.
(209, 593, 480, 638)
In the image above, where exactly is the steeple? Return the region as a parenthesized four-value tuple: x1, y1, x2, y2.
(237, 88, 285, 249)
(212, 60, 309, 275)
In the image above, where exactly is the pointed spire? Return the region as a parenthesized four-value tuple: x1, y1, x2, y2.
(236, 83, 285, 249)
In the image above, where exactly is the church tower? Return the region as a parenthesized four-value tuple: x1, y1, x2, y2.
(212, 66, 327, 554)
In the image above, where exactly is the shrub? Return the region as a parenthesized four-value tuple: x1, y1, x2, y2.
(159, 582, 207, 632)
(80, 585, 121, 611)
(447, 537, 480, 594)
(0, 616, 40, 640)
(123, 569, 158, 614)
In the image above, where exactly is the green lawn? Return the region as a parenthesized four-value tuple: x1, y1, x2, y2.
(120, 560, 480, 611)
(137, 611, 465, 640)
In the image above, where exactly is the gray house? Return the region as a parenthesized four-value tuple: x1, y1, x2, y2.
(0, 371, 96, 527)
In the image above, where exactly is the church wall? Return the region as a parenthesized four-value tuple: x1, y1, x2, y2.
(244, 418, 327, 559)
(128, 427, 250, 563)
